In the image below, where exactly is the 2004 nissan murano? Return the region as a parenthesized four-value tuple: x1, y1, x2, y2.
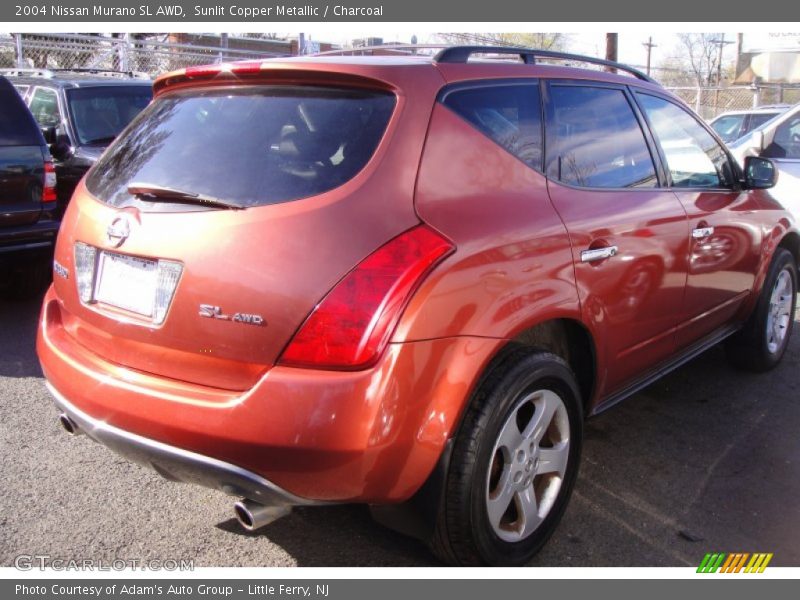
(38, 46, 798, 566)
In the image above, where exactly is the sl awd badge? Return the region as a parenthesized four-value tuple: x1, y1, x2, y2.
(199, 304, 265, 326)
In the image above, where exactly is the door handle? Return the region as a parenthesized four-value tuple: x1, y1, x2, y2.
(692, 226, 715, 239)
(581, 246, 618, 263)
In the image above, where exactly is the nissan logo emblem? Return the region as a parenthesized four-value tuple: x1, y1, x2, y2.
(106, 215, 132, 247)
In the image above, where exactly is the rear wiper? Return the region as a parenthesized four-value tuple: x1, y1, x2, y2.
(127, 183, 244, 210)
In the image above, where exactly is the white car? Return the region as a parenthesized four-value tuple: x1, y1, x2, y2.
(709, 104, 790, 144)
(729, 102, 800, 219)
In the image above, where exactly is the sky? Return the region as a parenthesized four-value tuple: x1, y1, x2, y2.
(301, 30, 742, 71)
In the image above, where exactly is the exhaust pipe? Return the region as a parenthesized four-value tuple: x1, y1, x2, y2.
(234, 500, 291, 532)
(58, 413, 83, 436)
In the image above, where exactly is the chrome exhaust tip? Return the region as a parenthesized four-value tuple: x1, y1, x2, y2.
(58, 413, 83, 436)
(234, 500, 291, 532)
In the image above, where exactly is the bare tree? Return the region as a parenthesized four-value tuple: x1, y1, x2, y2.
(437, 32, 569, 51)
(677, 33, 724, 87)
(653, 55, 698, 86)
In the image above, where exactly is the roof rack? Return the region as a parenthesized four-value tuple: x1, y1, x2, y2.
(0, 68, 54, 78)
(434, 46, 657, 83)
(0, 67, 149, 80)
(50, 68, 150, 79)
(312, 44, 657, 84)
(313, 43, 449, 56)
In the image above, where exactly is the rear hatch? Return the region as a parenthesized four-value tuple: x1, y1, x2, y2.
(0, 77, 48, 230)
(52, 66, 437, 390)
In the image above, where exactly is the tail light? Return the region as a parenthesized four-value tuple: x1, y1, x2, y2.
(74, 242, 97, 303)
(279, 225, 454, 370)
(43, 160, 57, 204)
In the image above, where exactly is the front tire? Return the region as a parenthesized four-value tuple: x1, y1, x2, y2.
(726, 248, 797, 372)
(431, 350, 583, 566)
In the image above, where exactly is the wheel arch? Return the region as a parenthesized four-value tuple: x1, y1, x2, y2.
(778, 231, 800, 270)
(371, 316, 597, 546)
(507, 318, 597, 414)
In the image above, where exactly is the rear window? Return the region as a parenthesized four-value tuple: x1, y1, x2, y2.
(86, 85, 396, 209)
(66, 85, 152, 146)
(0, 78, 43, 146)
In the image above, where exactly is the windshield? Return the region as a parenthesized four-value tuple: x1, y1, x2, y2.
(66, 85, 153, 146)
(710, 114, 745, 143)
(86, 85, 396, 210)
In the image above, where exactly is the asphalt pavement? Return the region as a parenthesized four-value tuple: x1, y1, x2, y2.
(1, 290, 798, 567)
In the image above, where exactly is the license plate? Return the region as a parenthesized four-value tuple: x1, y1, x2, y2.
(94, 251, 158, 317)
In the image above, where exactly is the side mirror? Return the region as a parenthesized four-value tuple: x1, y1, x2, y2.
(49, 133, 73, 161)
(744, 156, 777, 189)
(41, 125, 57, 145)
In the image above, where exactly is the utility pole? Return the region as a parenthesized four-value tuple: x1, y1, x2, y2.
(710, 34, 734, 116)
(711, 34, 734, 86)
(606, 33, 618, 62)
(605, 33, 618, 73)
(642, 36, 657, 76)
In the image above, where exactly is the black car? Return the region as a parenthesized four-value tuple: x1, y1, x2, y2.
(0, 75, 59, 297)
(3, 69, 152, 215)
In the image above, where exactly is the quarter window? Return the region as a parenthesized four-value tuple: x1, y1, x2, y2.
(28, 87, 61, 128)
(637, 93, 734, 188)
(546, 86, 657, 188)
(443, 84, 543, 170)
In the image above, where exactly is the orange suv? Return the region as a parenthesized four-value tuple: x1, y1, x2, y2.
(37, 47, 798, 566)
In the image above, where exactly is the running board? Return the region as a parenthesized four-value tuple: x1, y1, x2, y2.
(590, 324, 741, 416)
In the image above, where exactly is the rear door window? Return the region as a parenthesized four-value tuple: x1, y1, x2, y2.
(747, 112, 779, 132)
(442, 83, 543, 170)
(545, 85, 658, 188)
(86, 85, 396, 209)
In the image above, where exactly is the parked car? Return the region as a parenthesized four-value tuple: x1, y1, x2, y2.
(0, 75, 59, 297)
(709, 104, 790, 144)
(37, 47, 798, 566)
(729, 101, 800, 219)
(1, 69, 152, 216)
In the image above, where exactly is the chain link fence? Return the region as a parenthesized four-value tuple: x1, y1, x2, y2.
(0, 33, 291, 77)
(2, 33, 798, 122)
(665, 85, 800, 120)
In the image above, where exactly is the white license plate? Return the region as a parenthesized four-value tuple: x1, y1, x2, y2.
(94, 251, 158, 317)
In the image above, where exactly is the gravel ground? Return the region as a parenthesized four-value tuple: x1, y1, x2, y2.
(1, 290, 798, 567)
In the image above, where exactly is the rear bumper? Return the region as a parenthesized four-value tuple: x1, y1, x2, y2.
(37, 286, 502, 503)
(47, 381, 315, 507)
(0, 218, 59, 256)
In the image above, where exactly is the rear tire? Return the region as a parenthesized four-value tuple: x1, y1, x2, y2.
(726, 248, 796, 372)
(430, 350, 583, 566)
